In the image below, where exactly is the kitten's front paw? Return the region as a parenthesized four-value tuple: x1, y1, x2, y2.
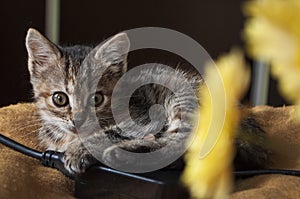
(102, 140, 162, 168)
(63, 144, 95, 175)
(166, 119, 181, 133)
(102, 145, 135, 167)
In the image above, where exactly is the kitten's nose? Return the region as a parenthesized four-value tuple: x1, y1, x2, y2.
(72, 118, 86, 129)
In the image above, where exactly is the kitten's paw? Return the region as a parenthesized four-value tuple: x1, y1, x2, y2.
(166, 119, 181, 133)
(63, 146, 95, 175)
(102, 140, 163, 167)
(143, 134, 155, 141)
(102, 145, 136, 167)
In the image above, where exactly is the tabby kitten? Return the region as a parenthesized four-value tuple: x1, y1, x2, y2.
(26, 28, 268, 174)
(26, 28, 200, 174)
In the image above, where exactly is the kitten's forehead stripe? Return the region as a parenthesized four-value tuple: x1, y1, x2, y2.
(62, 47, 91, 82)
(60, 45, 93, 106)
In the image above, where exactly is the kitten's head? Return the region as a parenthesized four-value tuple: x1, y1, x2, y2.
(26, 28, 130, 142)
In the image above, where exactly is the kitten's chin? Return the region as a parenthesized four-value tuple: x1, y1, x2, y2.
(75, 125, 97, 137)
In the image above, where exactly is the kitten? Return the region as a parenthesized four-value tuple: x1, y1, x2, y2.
(25, 28, 269, 174)
(25, 28, 200, 173)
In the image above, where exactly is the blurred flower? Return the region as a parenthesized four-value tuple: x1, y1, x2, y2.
(244, 0, 300, 118)
(182, 50, 249, 199)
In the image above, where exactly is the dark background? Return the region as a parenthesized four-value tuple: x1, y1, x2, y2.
(0, 0, 285, 107)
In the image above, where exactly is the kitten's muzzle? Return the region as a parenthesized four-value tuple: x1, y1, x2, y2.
(72, 118, 86, 129)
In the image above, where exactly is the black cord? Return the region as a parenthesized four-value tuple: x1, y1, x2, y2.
(234, 169, 300, 178)
(0, 134, 72, 178)
(0, 134, 42, 159)
(41, 150, 73, 178)
(1, 133, 300, 179)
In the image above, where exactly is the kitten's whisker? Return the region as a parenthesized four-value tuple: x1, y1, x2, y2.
(12, 118, 43, 126)
(11, 118, 43, 126)
(11, 119, 43, 129)
(18, 129, 40, 139)
(8, 123, 42, 133)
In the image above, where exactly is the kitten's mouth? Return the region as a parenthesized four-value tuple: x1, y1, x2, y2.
(70, 126, 91, 135)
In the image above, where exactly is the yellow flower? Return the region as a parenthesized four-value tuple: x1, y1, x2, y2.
(244, 0, 300, 118)
(182, 50, 249, 199)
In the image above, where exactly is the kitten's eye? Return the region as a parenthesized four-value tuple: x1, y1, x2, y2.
(52, 92, 69, 107)
(89, 92, 104, 107)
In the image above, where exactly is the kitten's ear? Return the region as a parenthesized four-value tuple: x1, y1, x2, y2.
(25, 28, 61, 74)
(94, 32, 130, 73)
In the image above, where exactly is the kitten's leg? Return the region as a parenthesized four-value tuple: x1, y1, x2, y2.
(63, 138, 94, 174)
(102, 123, 191, 169)
(63, 131, 112, 174)
(102, 119, 270, 171)
(102, 139, 162, 167)
(102, 92, 197, 169)
(63, 126, 128, 174)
